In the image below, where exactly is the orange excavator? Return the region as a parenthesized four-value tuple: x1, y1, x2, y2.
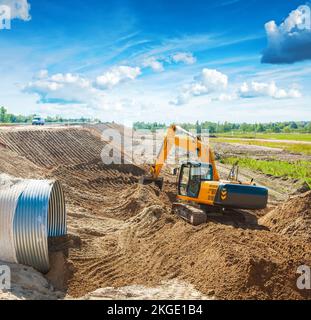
(142, 125, 268, 225)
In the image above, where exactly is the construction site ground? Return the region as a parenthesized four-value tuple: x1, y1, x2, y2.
(0, 124, 310, 300)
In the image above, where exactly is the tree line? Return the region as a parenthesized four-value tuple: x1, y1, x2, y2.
(1, 106, 310, 133)
(133, 121, 311, 134)
(0, 107, 98, 124)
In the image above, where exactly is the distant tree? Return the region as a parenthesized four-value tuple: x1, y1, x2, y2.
(0, 106, 8, 123)
(290, 122, 298, 130)
(240, 123, 249, 133)
(256, 124, 265, 132)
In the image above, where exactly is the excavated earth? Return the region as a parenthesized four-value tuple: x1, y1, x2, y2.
(0, 125, 310, 300)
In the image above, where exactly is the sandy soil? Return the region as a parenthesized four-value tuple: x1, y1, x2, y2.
(260, 192, 311, 241)
(213, 142, 311, 162)
(0, 125, 310, 300)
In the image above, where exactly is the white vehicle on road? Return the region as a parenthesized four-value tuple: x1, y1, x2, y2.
(32, 116, 45, 126)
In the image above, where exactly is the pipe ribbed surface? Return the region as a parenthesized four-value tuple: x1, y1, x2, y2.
(0, 178, 66, 273)
(0, 180, 27, 263)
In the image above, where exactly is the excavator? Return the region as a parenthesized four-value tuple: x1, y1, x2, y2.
(142, 125, 268, 225)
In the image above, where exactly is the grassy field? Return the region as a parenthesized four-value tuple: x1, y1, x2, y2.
(216, 133, 311, 142)
(222, 157, 311, 187)
(212, 138, 311, 155)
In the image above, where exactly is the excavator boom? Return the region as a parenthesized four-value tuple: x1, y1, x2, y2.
(147, 125, 219, 182)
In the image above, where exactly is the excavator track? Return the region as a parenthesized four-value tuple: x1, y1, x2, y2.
(173, 203, 265, 229)
(172, 203, 207, 226)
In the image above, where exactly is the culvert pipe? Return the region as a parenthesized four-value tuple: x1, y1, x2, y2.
(0, 177, 67, 273)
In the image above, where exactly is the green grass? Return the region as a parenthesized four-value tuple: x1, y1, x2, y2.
(216, 133, 311, 142)
(221, 157, 311, 187)
(212, 138, 311, 155)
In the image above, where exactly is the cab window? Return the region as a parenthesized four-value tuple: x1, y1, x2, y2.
(188, 166, 201, 197)
(200, 164, 213, 181)
(179, 165, 190, 196)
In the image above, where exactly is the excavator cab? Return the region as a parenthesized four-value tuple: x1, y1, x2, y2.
(178, 162, 213, 199)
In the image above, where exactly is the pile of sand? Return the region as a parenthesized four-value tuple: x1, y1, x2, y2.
(259, 192, 311, 241)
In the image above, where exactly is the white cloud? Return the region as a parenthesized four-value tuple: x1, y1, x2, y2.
(171, 52, 196, 65)
(141, 52, 196, 73)
(23, 71, 106, 109)
(23, 69, 148, 114)
(239, 81, 302, 99)
(262, 4, 311, 64)
(142, 57, 164, 72)
(0, 0, 31, 21)
(199, 68, 228, 88)
(95, 66, 141, 89)
(172, 68, 228, 105)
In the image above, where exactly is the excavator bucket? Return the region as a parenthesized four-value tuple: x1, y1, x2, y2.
(140, 176, 164, 190)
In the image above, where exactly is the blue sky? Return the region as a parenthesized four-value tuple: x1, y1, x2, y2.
(0, 0, 310, 124)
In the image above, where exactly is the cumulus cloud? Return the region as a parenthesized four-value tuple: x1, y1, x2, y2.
(95, 66, 141, 89)
(171, 68, 302, 105)
(262, 4, 311, 64)
(171, 52, 196, 65)
(23, 70, 105, 109)
(0, 0, 31, 21)
(23, 68, 146, 112)
(142, 57, 164, 72)
(142, 52, 196, 73)
(239, 81, 302, 99)
(172, 68, 228, 105)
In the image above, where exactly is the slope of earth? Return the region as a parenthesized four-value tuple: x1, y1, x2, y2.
(0, 146, 45, 179)
(0, 128, 105, 168)
(259, 192, 311, 241)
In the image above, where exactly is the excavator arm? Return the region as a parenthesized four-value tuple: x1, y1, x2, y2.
(148, 124, 220, 182)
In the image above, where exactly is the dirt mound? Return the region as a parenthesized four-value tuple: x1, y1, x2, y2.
(103, 184, 171, 220)
(48, 160, 147, 217)
(259, 192, 311, 241)
(0, 128, 105, 168)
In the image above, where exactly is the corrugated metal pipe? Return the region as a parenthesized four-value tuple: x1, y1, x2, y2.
(0, 175, 67, 273)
